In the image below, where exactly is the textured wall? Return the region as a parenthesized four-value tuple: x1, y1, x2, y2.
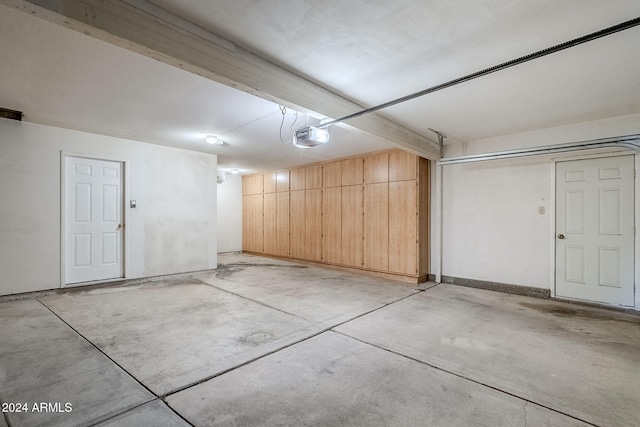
(0, 119, 217, 295)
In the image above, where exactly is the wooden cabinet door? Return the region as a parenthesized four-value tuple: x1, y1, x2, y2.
(306, 165, 323, 189)
(323, 187, 342, 264)
(342, 158, 363, 186)
(242, 194, 264, 253)
(276, 192, 290, 257)
(323, 161, 342, 187)
(364, 183, 388, 271)
(389, 150, 417, 182)
(277, 170, 290, 192)
(342, 185, 363, 268)
(364, 152, 389, 184)
(263, 172, 277, 193)
(304, 189, 322, 261)
(389, 181, 417, 275)
(290, 168, 305, 191)
(289, 190, 305, 259)
(263, 193, 277, 255)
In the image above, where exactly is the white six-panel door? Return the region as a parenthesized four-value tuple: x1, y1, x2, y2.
(65, 156, 124, 285)
(555, 155, 635, 306)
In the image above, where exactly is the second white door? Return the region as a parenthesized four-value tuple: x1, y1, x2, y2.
(555, 155, 634, 306)
(65, 156, 124, 285)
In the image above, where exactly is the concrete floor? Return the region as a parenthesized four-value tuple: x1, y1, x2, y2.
(1, 254, 638, 426)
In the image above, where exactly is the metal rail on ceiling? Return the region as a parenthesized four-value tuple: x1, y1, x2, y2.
(317, 17, 640, 130)
(437, 135, 640, 165)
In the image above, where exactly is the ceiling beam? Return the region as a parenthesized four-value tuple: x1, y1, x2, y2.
(2, 0, 441, 159)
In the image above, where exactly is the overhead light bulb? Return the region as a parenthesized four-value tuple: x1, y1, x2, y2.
(205, 135, 223, 145)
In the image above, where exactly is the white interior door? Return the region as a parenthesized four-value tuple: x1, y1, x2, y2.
(65, 156, 124, 284)
(555, 155, 635, 306)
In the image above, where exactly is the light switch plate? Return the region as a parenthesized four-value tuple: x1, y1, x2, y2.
(130, 200, 137, 208)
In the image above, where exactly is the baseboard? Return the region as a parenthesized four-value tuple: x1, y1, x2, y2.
(441, 276, 551, 299)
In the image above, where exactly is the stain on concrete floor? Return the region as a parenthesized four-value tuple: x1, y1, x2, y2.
(215, 263, 308, 280)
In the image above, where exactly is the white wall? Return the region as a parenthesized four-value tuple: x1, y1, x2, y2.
(217, 174, 242, 252)
(436, 113, 640, 295)
(0, 119, 217, 296)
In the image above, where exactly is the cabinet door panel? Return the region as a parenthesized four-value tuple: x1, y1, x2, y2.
(342, 185, 363, 268)
(389, 181, 416, 274)
(323, 161, 342, 188)
(364, 152, 389, 184)
(290, 168, 305, 191)
(264, 172, 277, 193)
(389, 150, 416, 182)
(342, 158, 363, 186)
(364, 183, 388, 271)
(290, 191, 305, 259)
(276, 192, 290, 257)
(305, 189, 323, 261)
(263, 193, 277, 255)
(277, 171, 290, 192)
(323, 187, 342, 264)
(306, 165, 323, 189)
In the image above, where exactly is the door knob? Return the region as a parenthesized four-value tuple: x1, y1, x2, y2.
(557, 234, 565, 240)
(117, 224, 125, 229)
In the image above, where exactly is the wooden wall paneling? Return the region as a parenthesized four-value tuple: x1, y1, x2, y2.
(263, 193, 277, 255)
(341, 185, 363, 268)
(389, 150, 417, 182)
(323, 161, 342, 187)
(389, 181, 417, 275)
(342, 158, 363, 186)
(263, 172, 277, 193)
(306, 165, 323, 189)
(276, 191, 290, 257)
(289, 190, 306, 259)
(277, 170, 290, 192)
(418, 157, 430, 276)
(364, 152, 389, 184)
(364, 183, 389, 271)
(323, 187, 342, 264)
(304, 189, 323, 261)
(290, 168, 306, 191)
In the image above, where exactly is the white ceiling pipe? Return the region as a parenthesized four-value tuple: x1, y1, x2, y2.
(438, 135, 640, 166)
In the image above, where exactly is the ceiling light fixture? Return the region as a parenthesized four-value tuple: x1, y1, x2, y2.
(205, 135, 224, 145)
(293, 125, 330, 149)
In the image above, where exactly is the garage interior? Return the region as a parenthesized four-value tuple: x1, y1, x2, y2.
(1, 1, 640, 426)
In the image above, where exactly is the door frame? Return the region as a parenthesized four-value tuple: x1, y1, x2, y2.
(60, 151, 130, 287)
(550, 151, 638, 309)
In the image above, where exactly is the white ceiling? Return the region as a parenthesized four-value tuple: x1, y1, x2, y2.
(1, 1, 640, 173)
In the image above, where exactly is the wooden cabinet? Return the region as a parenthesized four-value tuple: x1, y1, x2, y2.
(242, 194, 263, 253)
(364, 183, 389, 271)
(243, 149, 429, 283)
(341, 185, 363, 268)
(323, 187, 342, 264)
(304, 189, 323, 261)
(243, 174, 263, 195)
(263, 172, 277, 193)
(306, 165, 323, 189)
(342, 158, 363, 186)
(289, 190, 305, 259)
(290, 168, 305, 191)
(276, 192, 290, 257)
(389, 150, 416, 182)
(389, 181, 417, 275)
(263, 193, 277, 255)
(323, 161, 342, 188)
(276, 171, 290, 192)
(364, 152, 389, 184)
